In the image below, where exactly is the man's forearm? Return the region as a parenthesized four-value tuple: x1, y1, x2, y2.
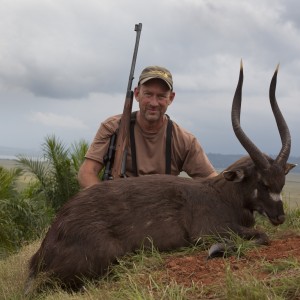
(78, 173, 100, 189)
(78, 159, 103, 189)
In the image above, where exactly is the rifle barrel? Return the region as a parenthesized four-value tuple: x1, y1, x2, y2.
(127, 23, 142, 92)
(110, 23, 142, 179)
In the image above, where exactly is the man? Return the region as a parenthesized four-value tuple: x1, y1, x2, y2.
(78, 66, 218, 188)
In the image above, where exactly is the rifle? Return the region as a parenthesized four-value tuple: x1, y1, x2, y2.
(102, 23, 142, 180)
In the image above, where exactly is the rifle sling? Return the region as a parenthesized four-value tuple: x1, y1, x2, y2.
(130, 111, 173, 176)
(130, 112, 138, 176)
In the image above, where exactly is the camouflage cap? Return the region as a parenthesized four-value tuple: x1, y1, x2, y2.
(138, 66, 173, 90)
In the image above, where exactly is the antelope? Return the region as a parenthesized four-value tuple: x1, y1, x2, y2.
(25, 63, 295, 293)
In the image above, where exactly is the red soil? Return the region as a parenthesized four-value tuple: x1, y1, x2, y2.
(165, 233, 300, 289)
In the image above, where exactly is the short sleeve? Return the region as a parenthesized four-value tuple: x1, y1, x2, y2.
(85, 115, 121, 164)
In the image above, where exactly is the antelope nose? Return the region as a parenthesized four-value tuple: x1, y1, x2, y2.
(278, 214, 285, 224)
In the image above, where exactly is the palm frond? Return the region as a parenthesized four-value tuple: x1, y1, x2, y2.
(17, 155, 48, 187)
(70, 139, 89, 172)
(0, 166, 22, 199)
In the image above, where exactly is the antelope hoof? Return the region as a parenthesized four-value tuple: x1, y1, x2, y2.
(207, 241, 236, 259)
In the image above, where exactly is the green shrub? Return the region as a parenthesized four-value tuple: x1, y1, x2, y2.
(0, 168, 53, 258)
(17, 135, 88, 211)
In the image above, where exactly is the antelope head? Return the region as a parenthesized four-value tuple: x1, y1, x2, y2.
(224, 61, 296, 225)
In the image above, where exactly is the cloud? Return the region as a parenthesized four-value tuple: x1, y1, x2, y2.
(0, 0, 299, 156)
(30, 112, 88, 129)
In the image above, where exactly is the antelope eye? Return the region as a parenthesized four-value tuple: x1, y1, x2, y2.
(260, 182, 270, 191)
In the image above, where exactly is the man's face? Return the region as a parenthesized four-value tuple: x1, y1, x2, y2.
(134, 79, 175, 122)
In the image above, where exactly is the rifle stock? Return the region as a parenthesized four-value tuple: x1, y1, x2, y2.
(111, 23, 142, 179)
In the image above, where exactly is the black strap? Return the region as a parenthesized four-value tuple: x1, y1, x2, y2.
(130, 111, 173, 176)
(165, 116, 173, 174)
(130, 112, 138, 176)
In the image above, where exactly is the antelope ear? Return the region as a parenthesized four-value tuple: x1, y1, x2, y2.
(222, 169, 245, 182)
(285, 163, 297, 175)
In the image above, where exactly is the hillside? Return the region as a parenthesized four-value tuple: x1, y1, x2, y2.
(207, 153, 300, 173)
(0, 146, 299, 173)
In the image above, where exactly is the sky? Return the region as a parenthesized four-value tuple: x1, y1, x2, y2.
(0, 0, 299, 157)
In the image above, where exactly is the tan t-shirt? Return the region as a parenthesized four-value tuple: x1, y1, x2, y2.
(85, 113, 216, 178)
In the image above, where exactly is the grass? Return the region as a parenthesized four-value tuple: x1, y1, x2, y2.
(224, 261, 300, 300)
(0, 241, 203, 300)
(0, 242, 38, 299)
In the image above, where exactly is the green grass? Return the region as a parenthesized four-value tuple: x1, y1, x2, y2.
(0, 241, 204, 300)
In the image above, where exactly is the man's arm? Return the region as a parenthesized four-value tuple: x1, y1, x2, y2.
(78, 158, 103, 189)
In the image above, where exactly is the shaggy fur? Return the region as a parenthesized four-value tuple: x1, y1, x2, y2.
(25, 155, 292, 291)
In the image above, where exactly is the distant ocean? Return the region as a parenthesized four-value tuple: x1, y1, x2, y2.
(0, 155, 17, 160)
(0, 146, 41, 160)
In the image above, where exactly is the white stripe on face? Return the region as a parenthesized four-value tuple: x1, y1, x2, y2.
(252, 189, 258, 198)
(270, 193, 282, 202)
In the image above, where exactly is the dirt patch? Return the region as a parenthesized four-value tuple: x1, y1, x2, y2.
(165, 233, 300, 288)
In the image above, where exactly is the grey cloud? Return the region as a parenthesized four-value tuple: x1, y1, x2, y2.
(0, 0, 299, 156)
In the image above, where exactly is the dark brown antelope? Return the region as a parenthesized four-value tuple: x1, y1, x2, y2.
(25, 63, 295, 293)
